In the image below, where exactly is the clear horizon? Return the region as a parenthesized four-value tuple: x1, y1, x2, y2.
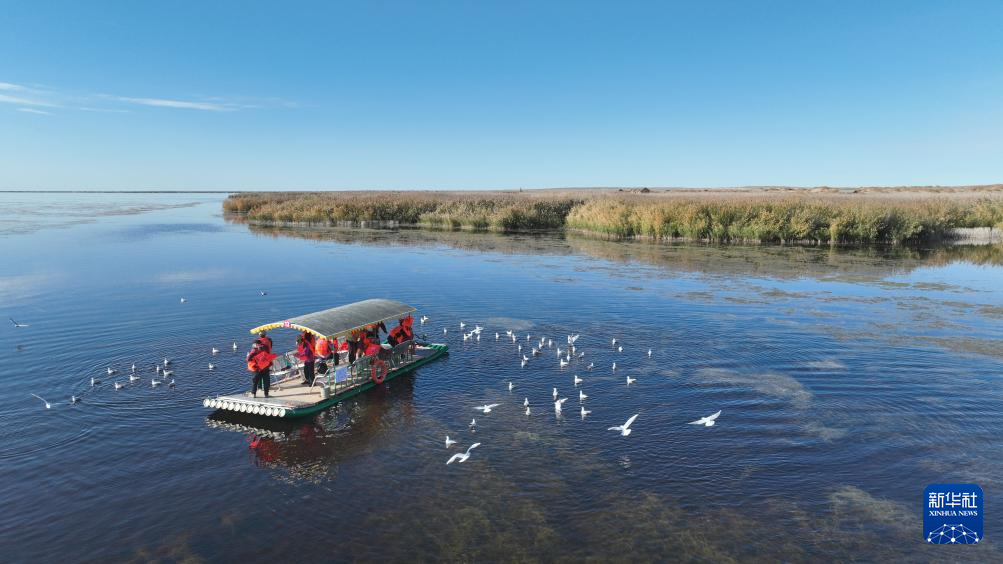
(2, 1, 1002, 191)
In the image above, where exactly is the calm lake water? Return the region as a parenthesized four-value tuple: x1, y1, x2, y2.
(1, 193, 1001, 562)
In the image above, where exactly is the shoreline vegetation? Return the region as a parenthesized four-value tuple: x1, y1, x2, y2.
(223, 186, 1003, 245)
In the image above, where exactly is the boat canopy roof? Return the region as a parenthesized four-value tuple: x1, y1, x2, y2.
(249, 299, 416, 339)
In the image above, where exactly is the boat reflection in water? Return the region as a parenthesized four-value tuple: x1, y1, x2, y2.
(206, 374, 418, 475)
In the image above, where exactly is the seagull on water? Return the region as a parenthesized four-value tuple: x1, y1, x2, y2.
(208, 363, 216, 370)
(524, 397, 529, 407)
(552, 387, 558, 400)
(151, 378, 162, 387)
(626, 375, 636, 385)
(581, 406, 591, 418)
(420, 315, 429, 324)
(459, 321, 466, 329)
(30, 393, 50, 409)
(688, 410, 722, 427)
(612, 338, 617, 347)
(446, 442, 481, 465)
(180, 297, 187, 303)
(548, 339, 553, 348)
(522, 354, 529, 362)
(91, 377, 100, 386)
(505, 330, 512, 337)
(473, 326, 483, 334)
(131, 363, 136, 372)
(587, 362, 594, 371)
(443, 328, 448, 335)
(525, 406, 531, 416)
(470, 418, 476, 428)
(164, 358, 171, 366)
(211, 347, 219, 355)
(69, 396, 79, 404)
(169, 379, 176, 388)
(495, 332, 500, 340)
(445, 436, 457, 447)
(612, 362, 617, 371)
(556, 347, 562, 357)
(508, 381, 514, 392)
(554, 397, 568, 414)
(574, 375, 582, 386)
(618, 346, 623, 353)
(474, 404, 500, 414)
(163, 369, 173, 377)
(107, 367, 117, 375)
(114, 382, 125, 390)
(521, 359, 527, 368)
(518, 344, 522, 353)
(9, 318, 30, 328)
(232, 342, 238, 351)
(608, 414, 639, 436)
(129, 373, 140, 382)
(579, 390, 587, 402)
(559, 359, 569, 368)
(260, 291, 267, 296)
(526, 334, 531, 341)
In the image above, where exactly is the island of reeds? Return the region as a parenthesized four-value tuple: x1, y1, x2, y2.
(223, 186, 1003, 245)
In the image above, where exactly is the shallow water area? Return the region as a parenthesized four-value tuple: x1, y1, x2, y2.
(1, 192, 1001, 562)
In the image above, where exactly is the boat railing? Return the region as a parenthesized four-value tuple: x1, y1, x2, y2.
(321, 340, 417, 397)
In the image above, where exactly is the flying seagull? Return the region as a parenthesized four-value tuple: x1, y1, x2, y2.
(689, 410, 722, 427)
(608, 414, 639, 436)
(30, 393, 50, 409)
(446, 442, 481, 465)
(554, 397, 568, 414)
(9, 318, 29, 328)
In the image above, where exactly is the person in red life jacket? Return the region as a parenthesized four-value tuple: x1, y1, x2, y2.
(296, 334, 316, 386)
(314, 335, 332, 360)
(246, 342, 277, 398)
(347, 330, 363, 364)
(255, 331, 273, 353)
(401, 315, 414, 341)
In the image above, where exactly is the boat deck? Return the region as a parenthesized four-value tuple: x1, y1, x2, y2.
(204, 344, 445, 417)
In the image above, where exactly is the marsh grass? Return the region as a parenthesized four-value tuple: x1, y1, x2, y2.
(225, 189, 1003, 244)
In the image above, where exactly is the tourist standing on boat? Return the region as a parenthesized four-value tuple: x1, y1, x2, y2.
(246, 342, 276, 398)
(348, 330, 362, 364)
(314, 335, 333, 360)
(297, 333, 316, 385)
(255, 331, 273, 353)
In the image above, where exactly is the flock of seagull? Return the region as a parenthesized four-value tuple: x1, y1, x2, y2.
(439, 320, 722, 466)
(26, 337, 241, 410)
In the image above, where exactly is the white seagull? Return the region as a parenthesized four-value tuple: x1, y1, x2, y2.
(495, 332, 500, 340)
(164, 358, 171, 366)
(587, 362, 594, 371)
(459, 321, 466, 329)
(470, 418, 476, 428)
(608, 414, 639, 436)
(505, 330, 512, 337)
(151, 378, 162, 387)
(579, 390, 587, 402)
(574, 375, 582, 386)
(443, 328, 448, 335)
(626, 375, 636, 385)
(131, 363, 136, 372)
(612, 362, 617, 371)
(508, 381, 514, 392)
(232, 342, 238, 351)
(521, 359, 527, 368)
(107, 367, 117, 375)
(647, 349, 652, 358)
(90, 377, 100, 386)
(30, 393, 50, 409)
(581, 406, 591, 418)
(559, 359, 569, 368)
(445, 436, 457, 447)
(163, 369, 173, 377)
(474, 404, 500, 414)
(211, 347, 219, 355)
(612, 338, 617, 347)
(554, 397, 568, 414)
(180, 297, 187, 303)
(10, 318, 30, 328)
(129, 373, 140, 382)
(114, 382, 125, 390)
(208, 363, 215, 370)
(552, 387, 558, 400)
(523, 397, 529, 407)
(69, 396, 79, 404)
(525, 406, 531, 416)
(689, 410, 722, 427)
(446, 442, 481, 465)
(420, 315, 429, 324)
(618, 346, 623, 353)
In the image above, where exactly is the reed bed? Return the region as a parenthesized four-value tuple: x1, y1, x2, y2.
(224, 189, 1003, 244)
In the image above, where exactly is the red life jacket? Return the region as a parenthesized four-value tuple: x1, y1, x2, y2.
(314, 338, 330, 357)
(257, 336, 273, 353)
(247, 349, 276, 372)
(389, 325, 406, 343)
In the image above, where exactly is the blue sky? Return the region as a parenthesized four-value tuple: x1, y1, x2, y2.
(1, 1, 1001, 190)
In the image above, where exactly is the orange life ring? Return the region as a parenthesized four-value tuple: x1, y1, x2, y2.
(370, 359, 388, 384)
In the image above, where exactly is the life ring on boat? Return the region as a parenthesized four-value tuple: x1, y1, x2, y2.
(370, 359, 388, 384)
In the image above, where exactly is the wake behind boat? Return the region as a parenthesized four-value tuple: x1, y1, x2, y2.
(203, 299, 447, 418)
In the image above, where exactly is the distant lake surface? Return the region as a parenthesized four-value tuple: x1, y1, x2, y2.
(1, 192, 1001, 562)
